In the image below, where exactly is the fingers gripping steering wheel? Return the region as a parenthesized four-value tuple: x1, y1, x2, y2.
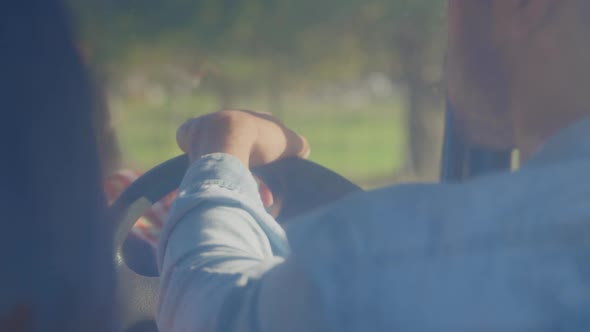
(109, 155, 362, 331)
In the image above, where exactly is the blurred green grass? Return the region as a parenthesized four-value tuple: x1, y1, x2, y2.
(113, 93, 408, 186)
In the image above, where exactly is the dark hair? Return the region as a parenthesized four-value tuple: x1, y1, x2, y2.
(92, 80, 123, 175)
(0, 0, 115, 330)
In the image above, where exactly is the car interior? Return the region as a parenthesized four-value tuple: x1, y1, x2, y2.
(96, 1, 514, 329)
(2, 1, 522, 331)
(112, 110, 513, 332)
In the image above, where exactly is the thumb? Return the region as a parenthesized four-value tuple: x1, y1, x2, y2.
(299, 135, 311, 159)
(283, 129, 311, 160)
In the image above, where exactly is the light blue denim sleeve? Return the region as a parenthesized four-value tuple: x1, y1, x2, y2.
(156, 153, 289, 332)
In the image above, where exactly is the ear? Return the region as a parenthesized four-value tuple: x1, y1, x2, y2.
(494, 0, 556, 40)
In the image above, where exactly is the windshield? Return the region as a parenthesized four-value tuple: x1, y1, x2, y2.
(68, 0, 447, 187)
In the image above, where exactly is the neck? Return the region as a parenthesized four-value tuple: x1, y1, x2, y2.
(514, 103, 590, 161)
(511, 4, 590, 160)
(510, 53, 590, 161)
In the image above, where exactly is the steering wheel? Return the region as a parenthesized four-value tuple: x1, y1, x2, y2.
(109, 155, 362, 331)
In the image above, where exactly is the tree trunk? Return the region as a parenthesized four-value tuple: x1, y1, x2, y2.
(214, 74, 234, 110)
(398, 45, 443, 181)
(267, 63, 284, 118)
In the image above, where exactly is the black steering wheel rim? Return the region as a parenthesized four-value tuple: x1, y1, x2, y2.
(109, 155, 362, 331)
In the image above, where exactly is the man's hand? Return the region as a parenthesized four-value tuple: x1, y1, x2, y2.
(176, 109, 310, 168)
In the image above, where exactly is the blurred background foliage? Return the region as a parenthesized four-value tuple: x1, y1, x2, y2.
(68, 0, 447, 187)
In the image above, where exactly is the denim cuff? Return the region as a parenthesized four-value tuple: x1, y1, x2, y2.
(178, 153, 261, 206)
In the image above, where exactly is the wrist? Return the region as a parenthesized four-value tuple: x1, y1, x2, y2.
(190, 147, 250, 167)
(188, 126, 254, 167)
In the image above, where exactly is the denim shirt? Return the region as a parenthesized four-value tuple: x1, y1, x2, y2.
(158, 118, 590, 332)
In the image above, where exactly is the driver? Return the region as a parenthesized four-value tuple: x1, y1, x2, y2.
(158, 1, 590, 331)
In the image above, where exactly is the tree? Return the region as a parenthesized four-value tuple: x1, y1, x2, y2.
(68, 0, 448, 179)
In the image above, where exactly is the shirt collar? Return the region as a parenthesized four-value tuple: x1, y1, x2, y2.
(525, 116, 590, 168)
